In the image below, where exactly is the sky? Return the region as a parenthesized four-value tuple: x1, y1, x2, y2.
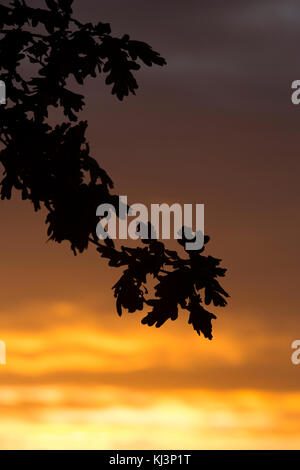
(0, 0, 300, 449)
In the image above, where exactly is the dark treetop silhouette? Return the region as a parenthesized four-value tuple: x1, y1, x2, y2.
(0, 0, 229, 339)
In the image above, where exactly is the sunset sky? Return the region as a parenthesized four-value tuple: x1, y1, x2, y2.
(0, 0, 300, 449)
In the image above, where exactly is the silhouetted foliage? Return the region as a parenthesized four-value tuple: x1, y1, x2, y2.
(0, 0, 229, 339)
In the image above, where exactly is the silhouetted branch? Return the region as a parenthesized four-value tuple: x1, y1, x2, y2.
(0, 0, 229, 338)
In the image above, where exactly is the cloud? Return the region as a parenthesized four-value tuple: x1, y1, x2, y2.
(0, 300, 297, 393)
